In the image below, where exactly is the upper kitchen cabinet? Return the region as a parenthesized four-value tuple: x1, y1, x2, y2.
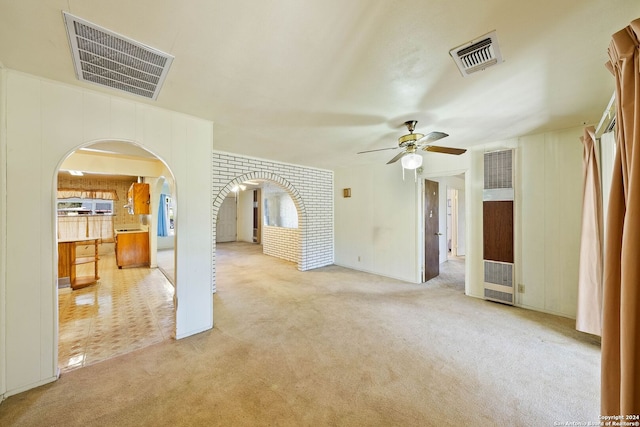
(126, 183, 150, 215)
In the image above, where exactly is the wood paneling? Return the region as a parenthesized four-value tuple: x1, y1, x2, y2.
(483, 201, 514, 263)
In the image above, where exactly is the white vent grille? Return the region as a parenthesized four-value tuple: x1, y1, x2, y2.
(483, 149, 513, 190)
(484, 261, 514, 305)
(450, 31, 503, 77)
(484, 261, 513, 287)
(63, 12, 173, 100)
(484, 288, 513, 304)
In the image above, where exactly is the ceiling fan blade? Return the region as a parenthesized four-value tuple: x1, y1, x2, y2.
(423, 145, 467, 155)
(386, 151, 407, 164)
(417, 131, 449, 145)
(357, 147, 397, 154)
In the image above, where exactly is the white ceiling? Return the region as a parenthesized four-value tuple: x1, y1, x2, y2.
(1, 0, 637, 170)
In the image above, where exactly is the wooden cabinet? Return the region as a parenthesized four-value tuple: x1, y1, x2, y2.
(126, 183, 150, 215)
(58, 238, 100, 290)
(115, 231, 150, 268)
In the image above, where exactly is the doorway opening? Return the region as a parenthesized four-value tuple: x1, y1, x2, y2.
(55, 141, 177, 373)
(215, 178, 303, 265)
(422, 173, 467, 291)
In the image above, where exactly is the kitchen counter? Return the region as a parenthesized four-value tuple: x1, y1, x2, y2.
(115, 224, 149, 234)
(114, 229, 149, 268)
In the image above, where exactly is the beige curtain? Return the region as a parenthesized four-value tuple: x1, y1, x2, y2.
(57, 189, 119, 200)
(57, 216, 114, 242)
(88, 216, 115, 242)
(602, 18, 640, 416)
(576, 126, 603, 336)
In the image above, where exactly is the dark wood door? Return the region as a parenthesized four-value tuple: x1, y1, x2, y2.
(424, 179, 440, 281)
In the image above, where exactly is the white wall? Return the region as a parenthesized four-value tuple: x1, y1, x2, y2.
(334, 163, 422, 283)
(0, 70, 213, 398)
(334, 126, 584, 319)
(516, 129, 583, 317)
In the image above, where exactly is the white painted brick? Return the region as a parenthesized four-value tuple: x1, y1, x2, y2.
(211, 151, 334, 293)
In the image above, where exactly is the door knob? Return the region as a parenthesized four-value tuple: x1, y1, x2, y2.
(435, 232, 443, 236)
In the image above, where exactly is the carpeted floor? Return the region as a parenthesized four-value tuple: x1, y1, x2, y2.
(0, 242, 601, 426)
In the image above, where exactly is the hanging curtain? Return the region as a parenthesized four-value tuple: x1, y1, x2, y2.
(600, 131, 616, 235)
(57, 189, 118, 200)
(157, 194, 169, 237)
(576, 126, 603, 336)
(601, 18, 640, 416)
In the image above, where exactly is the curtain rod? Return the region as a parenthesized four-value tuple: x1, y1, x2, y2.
(596, 92, 616, 137)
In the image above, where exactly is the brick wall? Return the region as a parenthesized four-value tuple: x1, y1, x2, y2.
(263, 226, 300, 263)
(212, 152, 334, 292)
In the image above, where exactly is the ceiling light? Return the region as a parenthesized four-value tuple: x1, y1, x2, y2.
(68, 170, 84, 176)
(401, 153, 422, 170)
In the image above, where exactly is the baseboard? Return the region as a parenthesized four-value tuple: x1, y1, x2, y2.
(3, 375, 58, 399)
(332, 262, 419, 284)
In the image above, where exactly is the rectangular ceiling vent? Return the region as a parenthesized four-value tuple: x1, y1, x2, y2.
(63, 12, 173, 100)
(449, 30, 503, 77)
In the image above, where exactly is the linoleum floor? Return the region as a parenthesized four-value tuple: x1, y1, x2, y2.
(57, 251, 175, 373)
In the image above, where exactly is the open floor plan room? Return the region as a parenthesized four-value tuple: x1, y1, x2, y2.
(1, 242, 600, 426)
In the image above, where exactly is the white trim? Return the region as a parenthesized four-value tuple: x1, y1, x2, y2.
(0, 68, 7, 400)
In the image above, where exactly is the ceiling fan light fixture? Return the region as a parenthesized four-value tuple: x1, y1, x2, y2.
(401, 153, 422, 170)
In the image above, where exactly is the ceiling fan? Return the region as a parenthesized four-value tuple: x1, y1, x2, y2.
(357, 120, 466, 169)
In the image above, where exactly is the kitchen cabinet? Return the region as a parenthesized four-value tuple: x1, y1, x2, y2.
(115, 231, 149, 268)
(126, 183, 150, 215)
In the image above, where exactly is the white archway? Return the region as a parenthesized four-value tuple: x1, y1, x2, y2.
(54, 140, 178, 371)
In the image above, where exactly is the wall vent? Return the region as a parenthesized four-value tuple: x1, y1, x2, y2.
(63, 12, 173, 100)
(450, 30, 503, 77)
(484, 261, 513, 287)
(484, 288, 513, 305)
(484, 149, 513, 190)
(483, 149, 515, 306)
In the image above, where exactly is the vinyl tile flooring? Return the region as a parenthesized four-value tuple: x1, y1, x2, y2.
(57, 249, 175, 373)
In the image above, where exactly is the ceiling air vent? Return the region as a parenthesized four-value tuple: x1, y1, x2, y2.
(63, 12, 173, 100)
(449, 30, 503, 77)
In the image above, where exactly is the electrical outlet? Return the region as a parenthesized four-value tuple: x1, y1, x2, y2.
(518, 284, 525, 293)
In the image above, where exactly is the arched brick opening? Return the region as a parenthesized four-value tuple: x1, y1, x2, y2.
(212, 171, 307, 292)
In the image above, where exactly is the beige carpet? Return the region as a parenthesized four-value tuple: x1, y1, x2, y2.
(0, 242, 601, 426)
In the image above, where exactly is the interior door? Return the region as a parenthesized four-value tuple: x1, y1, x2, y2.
(217, 195, 237, 243)
(424, 179, 440, 281)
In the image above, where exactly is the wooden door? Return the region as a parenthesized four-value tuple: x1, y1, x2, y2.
(424, 179, 440, 281)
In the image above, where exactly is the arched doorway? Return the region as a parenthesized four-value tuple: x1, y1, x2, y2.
(55, 140, 177, 372)
(212, 172, 307, 293)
